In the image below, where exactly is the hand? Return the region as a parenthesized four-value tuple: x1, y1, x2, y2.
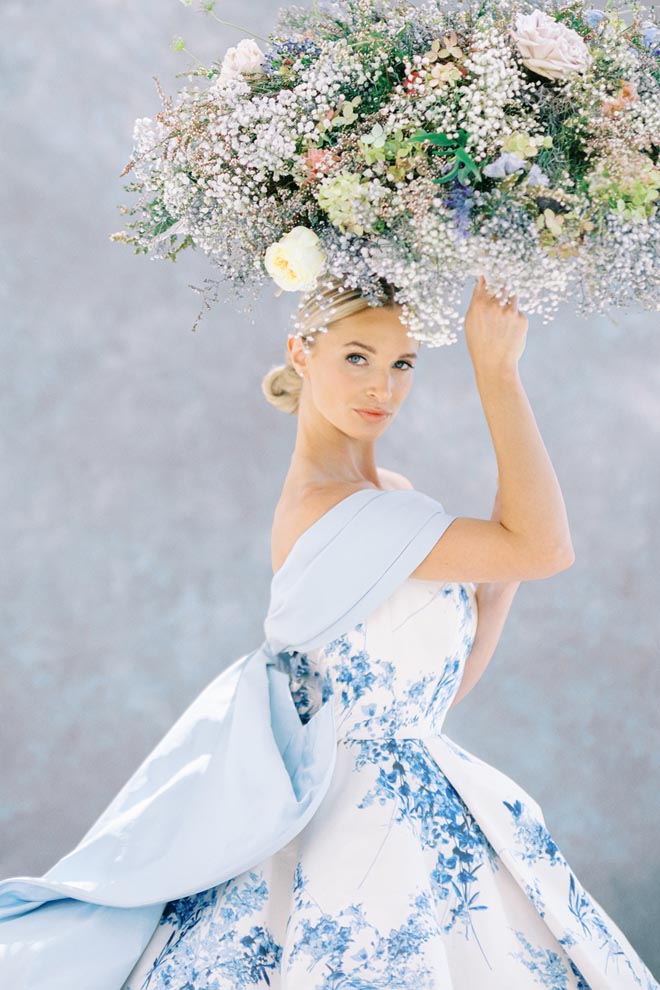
(464, 276, 528, 379)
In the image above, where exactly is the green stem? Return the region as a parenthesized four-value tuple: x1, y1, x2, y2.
(205, 9, 270, 44)
(183, 45, 204, 65)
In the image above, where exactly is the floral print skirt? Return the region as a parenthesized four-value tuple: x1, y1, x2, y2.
(122, 735, 655, 990)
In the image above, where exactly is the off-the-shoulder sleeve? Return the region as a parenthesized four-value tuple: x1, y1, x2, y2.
(265, 487, 457, 653)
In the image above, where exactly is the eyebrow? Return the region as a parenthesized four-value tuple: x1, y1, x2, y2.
(342, 340, 418, 359)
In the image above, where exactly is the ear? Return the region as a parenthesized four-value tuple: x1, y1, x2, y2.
(288, 334, 310, 376)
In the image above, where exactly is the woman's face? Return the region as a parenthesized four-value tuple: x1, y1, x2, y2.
(289, 303, 419, 434)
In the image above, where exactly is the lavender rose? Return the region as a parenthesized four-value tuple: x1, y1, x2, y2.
(483, 152, 527, 178)
(511, 9, 592, 81)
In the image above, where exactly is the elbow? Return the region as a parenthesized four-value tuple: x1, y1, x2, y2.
(547, 544, 576, 574)
(525, 540, 575, 578)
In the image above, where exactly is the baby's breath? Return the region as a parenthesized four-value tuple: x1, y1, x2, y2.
(113, 0, 660, 344)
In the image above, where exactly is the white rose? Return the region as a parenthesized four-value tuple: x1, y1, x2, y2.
(510, 10, 592, 81)
(264, 227, 326, 292)
(219, 38, 266, 85)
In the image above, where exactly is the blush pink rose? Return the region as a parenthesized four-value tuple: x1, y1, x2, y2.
(510, 10, 592, 82)
(303, 147, 339, 180)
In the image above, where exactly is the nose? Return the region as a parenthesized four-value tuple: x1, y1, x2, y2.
(367, 369, 394, 400)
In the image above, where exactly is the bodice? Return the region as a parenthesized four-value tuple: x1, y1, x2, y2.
(280, 578, 478, 742)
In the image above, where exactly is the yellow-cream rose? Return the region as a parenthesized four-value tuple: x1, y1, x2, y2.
(264, 227, 326, 292)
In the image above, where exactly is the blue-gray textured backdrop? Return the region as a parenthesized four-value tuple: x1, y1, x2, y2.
(1, 0, 659, 977)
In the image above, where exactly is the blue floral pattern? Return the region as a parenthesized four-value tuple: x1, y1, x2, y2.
(503, 799, 564, 866)
(123, 578, 658, 990)
(351, 737, 496, 945)
(511, 930, 590, 989)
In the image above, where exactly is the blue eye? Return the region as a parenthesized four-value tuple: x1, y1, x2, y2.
(346, 353, 415, 370)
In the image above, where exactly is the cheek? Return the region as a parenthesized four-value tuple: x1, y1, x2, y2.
(310, 362, 352, 408)
(395, 373, 415, 400)
(322, 361, 355, 394)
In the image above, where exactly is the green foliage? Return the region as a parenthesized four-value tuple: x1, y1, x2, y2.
(410, 129, 483, 185)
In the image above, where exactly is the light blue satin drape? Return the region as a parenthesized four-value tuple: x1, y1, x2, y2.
(0, 488, 457, 990)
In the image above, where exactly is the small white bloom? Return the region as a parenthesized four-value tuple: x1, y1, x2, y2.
(483, 151, 527, 178)
(264, 227, 326, 292)
(511, 10, 592, 81)
(219, 38, 266, 86)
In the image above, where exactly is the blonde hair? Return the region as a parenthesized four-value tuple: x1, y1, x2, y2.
(261, 275, 398, 415)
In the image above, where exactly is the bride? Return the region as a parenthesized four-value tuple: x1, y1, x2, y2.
(1, 275, 656, 990)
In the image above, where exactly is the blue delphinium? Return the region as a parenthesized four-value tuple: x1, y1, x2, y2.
(584, 7, 607, 28)
(262, 37, 321, 74)
(445, 181, 476, 239)
(640, 20, 660, 55)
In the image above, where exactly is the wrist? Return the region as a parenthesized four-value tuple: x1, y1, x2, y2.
(474, 363, 521, 389)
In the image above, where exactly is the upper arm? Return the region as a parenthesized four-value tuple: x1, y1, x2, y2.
(378, 469, 573, 581)
(409, 516, 575, 583)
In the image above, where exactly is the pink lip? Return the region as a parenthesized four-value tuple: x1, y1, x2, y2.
(354, 408, 390, 421)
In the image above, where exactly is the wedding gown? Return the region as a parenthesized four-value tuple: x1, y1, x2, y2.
(0, 488, 657, 989)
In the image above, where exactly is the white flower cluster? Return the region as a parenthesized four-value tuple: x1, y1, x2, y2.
(456, 27, 530, 159)
(113, 0, 660, 345)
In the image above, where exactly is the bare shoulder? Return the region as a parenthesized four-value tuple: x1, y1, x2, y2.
(377, 466, 415, 491)
(271, 468, 413, 573)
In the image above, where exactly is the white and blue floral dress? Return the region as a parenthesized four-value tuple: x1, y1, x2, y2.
(122, 576, 657, 990)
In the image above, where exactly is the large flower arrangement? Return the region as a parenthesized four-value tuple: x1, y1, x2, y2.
(112, 0, 660, 346)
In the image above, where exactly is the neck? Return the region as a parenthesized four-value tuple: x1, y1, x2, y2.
(289, 402, 381, 488)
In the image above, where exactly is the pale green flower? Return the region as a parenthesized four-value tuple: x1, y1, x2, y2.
(501, 132, 553, 159)
(317, 172, 384, 235)
(587, 155, 660, 220)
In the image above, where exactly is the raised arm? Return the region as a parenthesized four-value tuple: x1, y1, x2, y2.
(410, 277, 574, 584)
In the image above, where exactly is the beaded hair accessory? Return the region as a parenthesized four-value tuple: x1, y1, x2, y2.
(289, 275, 396, 352)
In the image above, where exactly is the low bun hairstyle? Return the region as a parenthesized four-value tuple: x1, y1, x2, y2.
(261, 360, 302, 416)
(262, 274, 398, 415)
